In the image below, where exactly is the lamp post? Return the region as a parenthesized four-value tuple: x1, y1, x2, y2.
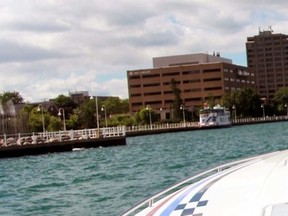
(180, 104, 186, 127)
(90, 96, 100, 131)
(232, 104, 237, 122)
(159, 107, 164, 121)
(37, 104, 45, 133)
(285, 103, 288, 117)
(146, 105, 152, 130)
(58, 108, 66, 131)
(101, 105, 108, 128)
(261, 104, 265, 120)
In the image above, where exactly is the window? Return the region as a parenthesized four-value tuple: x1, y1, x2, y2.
(142, 74, 160, 78)
(131, 93, 141, 97)
(183, 88, 201, 92)
(164, 91, 173, 94)
(130, 75, 140, 79)
(203, 68, 220, 73)
(182, 70, 200, 75)
(144, 92, 161, 96)
(203, 77, 221, 82)
(204, 87, 222, 91)
(183, 79, 201, 83)
(162, 72, 180, 76)
(130, 84, 141, 88)
(143, 83, 160, 87)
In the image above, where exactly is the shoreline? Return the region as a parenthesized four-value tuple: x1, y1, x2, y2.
(1, 116, 287, 158)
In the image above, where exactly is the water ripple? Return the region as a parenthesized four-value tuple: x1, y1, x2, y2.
(1, 122, 288, 215)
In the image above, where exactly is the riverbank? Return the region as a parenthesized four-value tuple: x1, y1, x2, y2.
(126, 115, 288, 137)
(0, 115, 287, 158)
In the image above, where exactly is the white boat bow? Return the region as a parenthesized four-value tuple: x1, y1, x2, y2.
(122, 150, 288, 216)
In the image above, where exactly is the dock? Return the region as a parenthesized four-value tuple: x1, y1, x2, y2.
(1, 115, 288, 158)
(0, 127, 126, 158)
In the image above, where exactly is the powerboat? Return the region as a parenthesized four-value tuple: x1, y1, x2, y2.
(199, 104, 231, 127)
(122, 150, 288, 216)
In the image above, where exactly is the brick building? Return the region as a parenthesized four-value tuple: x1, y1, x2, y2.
(127, 53, 255, 120)
(246, 28, 288, 102)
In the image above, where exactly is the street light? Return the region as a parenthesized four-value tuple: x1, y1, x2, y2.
(232, 104, 237, 122)
(285, 103, 288, 116)
(146, 105, 152, 130)
(90, 96, 100, 131)
(58, 108, 66, 131)
(180, 104, 186, 127)
(261, 104, 265, 120)
(37, 104, 45, 133)
(101, 105, 108, 128)
(159, 107, 164, 121)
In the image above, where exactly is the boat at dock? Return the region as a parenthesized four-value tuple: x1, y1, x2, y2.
(122, 150, 288, 216)
(199, 104, 231, 127)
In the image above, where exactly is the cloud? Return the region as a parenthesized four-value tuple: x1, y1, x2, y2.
(0, 0, 288, 102)
(0, 40, 70, 63)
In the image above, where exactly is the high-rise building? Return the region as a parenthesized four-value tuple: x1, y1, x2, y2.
(127, 53, 255, 120)
(246, 28, 288, 101)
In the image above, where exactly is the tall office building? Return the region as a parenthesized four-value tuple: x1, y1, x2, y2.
(127, 53, 255, 119)
(246, 28, 288, 101)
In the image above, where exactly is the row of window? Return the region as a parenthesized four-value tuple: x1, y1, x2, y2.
(130, 77, 223, 89)
(224, 77, 254, 84)
(223, 68, 253, 76)
(131, 97, 205, 107)
(259, 83, 287, 88)
(130, 86, 223, 98)
(129, 68, 221, 79)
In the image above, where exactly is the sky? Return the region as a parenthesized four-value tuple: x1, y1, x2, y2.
(0, 0, 288, 102)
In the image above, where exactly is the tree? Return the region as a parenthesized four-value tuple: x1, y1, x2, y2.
(28, 107, 50, 132)
(135, 107, 158, 125)
(205, 94, 217, 108)
(66, 109, 81, 129)
(170, 79, 183, 120)
(52, 94, 77, 121)
(78, 100, 97, 129)
(47, 116, 62, 131)
(101, 97, 129, 116)
(0, 91, 24, 104)
(53, 94, 76, 108)
(274, 87, 288, 113)
(222, 87, 262, 117)
(107, 114, 135, 126)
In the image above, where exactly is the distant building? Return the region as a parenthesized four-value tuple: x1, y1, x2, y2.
(127, 53, 255, 120)
(69, 91, 90, 105)
(246, 28, 288, 102)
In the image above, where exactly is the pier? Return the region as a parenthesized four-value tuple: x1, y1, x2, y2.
(0, 126, 126, 158)
(1, 115, 288, 158)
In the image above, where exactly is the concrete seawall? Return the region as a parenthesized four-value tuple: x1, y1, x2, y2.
(1, 116, 287, 159)
(0, 136, 126, 159)
(125, 116, 288, 137)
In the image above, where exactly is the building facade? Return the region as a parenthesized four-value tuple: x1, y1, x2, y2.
(246, 29, 288, 101)
(127, 53, 255, 120)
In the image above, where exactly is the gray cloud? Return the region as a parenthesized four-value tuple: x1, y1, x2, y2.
(4, 20, 71, 33)
(0, 40, 71, 63)
(0, 0, 287, 102)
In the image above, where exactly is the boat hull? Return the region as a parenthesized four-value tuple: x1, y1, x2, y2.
(122, 150, 288, 216)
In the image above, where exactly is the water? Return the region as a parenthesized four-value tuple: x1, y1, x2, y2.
(1, 122, 288, 215)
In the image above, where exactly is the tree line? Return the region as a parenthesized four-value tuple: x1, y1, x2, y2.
(0, 92, 131, 133)
(1, 84, 288, 134)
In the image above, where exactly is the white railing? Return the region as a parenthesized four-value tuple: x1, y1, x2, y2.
(0, 126, 126, 147)
(121, 151, 279, 216)
(125, 122, 199, 132)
